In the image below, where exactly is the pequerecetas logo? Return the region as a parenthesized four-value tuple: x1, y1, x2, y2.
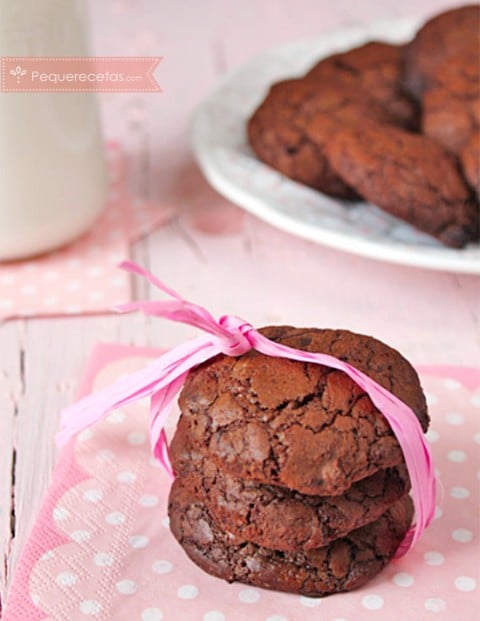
(1, 57, 162, 92)
(9, 65, 27, 83)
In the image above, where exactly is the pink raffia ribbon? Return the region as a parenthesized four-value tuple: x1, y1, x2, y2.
(57, 261, 436, 557)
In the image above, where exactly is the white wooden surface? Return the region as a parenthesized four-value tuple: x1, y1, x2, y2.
(0, 0, 478, 613)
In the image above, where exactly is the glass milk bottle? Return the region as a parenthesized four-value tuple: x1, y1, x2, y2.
(0, 0, 107, 260)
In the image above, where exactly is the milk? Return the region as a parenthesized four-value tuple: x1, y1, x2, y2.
(0, 0, 107, 260)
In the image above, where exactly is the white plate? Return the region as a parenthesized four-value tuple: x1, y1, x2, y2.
(191, 18, 480, 274)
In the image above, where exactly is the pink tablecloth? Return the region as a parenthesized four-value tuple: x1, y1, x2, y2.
(4, 345, 479, 620)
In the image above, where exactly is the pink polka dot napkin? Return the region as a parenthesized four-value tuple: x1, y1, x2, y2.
(0, 146, 174, 321)
(3, 345, 479, 620)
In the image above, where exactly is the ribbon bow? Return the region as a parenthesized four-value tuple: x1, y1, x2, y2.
(57, 261, 436, 557)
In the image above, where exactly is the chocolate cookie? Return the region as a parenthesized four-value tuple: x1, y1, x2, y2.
(461, 131, 480, 196)
(404, 5, 480, 98)
(422, 47, 480, 154)
(306, 41, 419, 130)
(168, 475, 414, 597)
(172, 326, 428, 496)
(171, 436, 410, 550)
(247, 79, 386, 198)
(325, 122, 479, 247)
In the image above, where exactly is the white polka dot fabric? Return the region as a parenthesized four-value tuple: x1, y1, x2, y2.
(0, 147, 174, 320)
(3, 348, 478, 620)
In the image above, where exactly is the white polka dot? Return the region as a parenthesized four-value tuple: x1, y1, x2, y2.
(96, 449, 115, 463)
(473, 432, 480, 445)
(203, 613, 225, 621)
(140, 494, 159, 507)
(424, 598, 446, 613)
(56, 571, 77, 586)
(177, 585, 199, 599)
(20, 284, 36, 295)
(471, 393, 480, 407)
(152, 560, 173, 574)
(448, 450, 467, 463)
(445, 412, 465, 425)
(455, 576, 476, 591)
(88, 291, 104, 302)
(53, 506, 69, 522)
(129, 535, 149, 549)
(0, 274, 15, 285)
(106, 511, 126, 525)
(0, 299, 13, 309)
(31, 593, 40, 605)
(110, 276, 125, 288)
(78, 428, 93, 442)
(452, 528, 472, 543)
(424, 551, 444, 566)
(425, 429, 439, 443)
(128, 431, 146, 445)
(67, 258, 82, 268)
(106, 410, 126, 424)
(83, 488, 103, 503)
(444, 378, 461, 390)
(362, 595, 384, 610)
(434, 506, 443, 520)
(40, 550, 55, 561)
(142, 609, 163, 621)
(43, 270, 59, 281)
(238, 588, 260, 603)
(393, 572, 414, 587)
(71, 529, 91, 542)
(116, 579, 137, 595)
(450, 487, 470, 499)
(94, 552, 114, 566)
(299, 595, 322, 607)
(117, 471, 137, 483)
(266, 616, 288, 621)
(161, 516, 170, 528)
(149, 456, 162, 468)
(87, 266, 103, 277)
(65, 305, 83, 314)
(65, 280, 81, 292)
(80, 600, 101, 615)
(425, 392, 438, 406)
(42, 295, 59, 307)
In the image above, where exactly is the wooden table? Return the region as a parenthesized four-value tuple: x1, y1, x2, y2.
(0, 0, 478, 612)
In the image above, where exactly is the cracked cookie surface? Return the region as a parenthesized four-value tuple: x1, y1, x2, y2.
(325, 122, 479, 248)
(172, 326, 428, 496)
(170, 433, 410, 550)
(168, 475, 414, 597)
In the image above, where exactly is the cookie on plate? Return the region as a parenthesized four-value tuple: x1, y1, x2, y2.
(422, 47, 480, 155)
(404, 4, 480, 98)
(461, 131, 480, 197)
(168, 474, 414, 597)
(306, 41, 419, 130)
(170, 436, 411, 551)
(247, 78, 391, 199)
(325, 122, 479, 248)
(173, 326, 428, 496)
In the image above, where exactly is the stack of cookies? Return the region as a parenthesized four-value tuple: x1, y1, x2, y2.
(168, 327, 429, 597)
(247, 4, 480, 248)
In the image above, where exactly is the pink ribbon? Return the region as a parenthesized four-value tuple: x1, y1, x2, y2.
(57, 261, 436, 557)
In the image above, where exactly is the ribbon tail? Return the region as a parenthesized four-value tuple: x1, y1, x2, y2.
(56, 338, 220, 447)
(150, 373, 189, 478)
